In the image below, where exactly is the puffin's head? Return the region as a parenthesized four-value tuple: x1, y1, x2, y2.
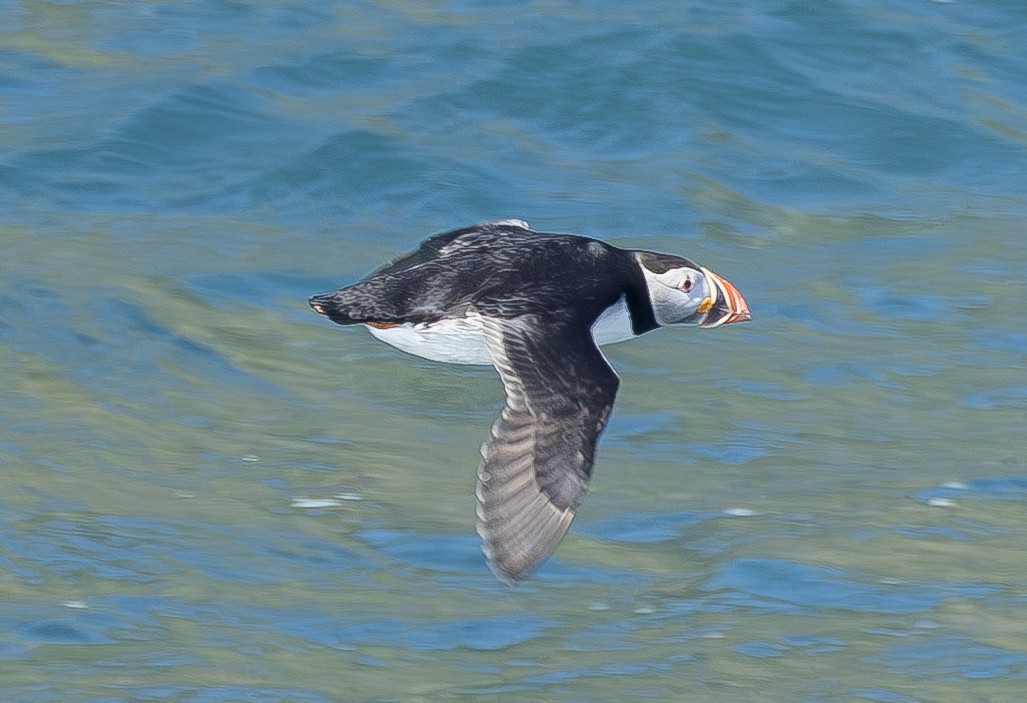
(635, 251, 751, 328)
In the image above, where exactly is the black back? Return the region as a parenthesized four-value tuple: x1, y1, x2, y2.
(311, 222, 658, 333)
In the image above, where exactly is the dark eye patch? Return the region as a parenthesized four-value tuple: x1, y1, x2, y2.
(636, 251, 699, 274)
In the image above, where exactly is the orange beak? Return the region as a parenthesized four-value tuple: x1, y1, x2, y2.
(699, 268, 751, 328)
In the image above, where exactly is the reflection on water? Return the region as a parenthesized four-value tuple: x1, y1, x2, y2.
(2, 1, 1026, 701)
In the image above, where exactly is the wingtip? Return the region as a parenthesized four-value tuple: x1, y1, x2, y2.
(475, 493, 576, 582)
(478, 538, 536, 583)
(479, 540, 524, 584)
(485, 218, 532, 231)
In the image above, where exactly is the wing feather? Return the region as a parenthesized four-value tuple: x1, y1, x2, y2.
(476, 314, 619, 581)
(372, 220, 534, 277)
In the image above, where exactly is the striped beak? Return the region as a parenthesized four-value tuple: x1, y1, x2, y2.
(699, 268, 751, 328)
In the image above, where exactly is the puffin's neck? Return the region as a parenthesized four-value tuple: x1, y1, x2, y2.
(624, 255, 660, 336)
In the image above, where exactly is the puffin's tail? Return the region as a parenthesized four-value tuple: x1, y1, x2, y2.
(308, 292, 363, 326)
(310, 276, 413, 327)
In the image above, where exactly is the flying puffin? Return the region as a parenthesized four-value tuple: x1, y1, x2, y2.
(309, 220, 751, 581)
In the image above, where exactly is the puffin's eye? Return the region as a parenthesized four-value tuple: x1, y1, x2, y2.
(680, 277, 693, 293)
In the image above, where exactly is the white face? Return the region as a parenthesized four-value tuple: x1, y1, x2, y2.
(642, 264, 715, 325)
(636, 251, 752, 329)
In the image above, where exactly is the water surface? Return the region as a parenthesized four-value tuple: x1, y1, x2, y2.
(2, 1, 1026, 701)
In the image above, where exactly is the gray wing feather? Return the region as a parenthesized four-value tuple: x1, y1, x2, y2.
(476, 314, 619, 581)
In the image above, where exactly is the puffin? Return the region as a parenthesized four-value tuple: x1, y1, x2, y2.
(309, 220, 751, 581)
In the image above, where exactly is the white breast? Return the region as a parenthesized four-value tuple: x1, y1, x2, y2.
(366, 296, 637, 366)
(366, 316, 492, 365)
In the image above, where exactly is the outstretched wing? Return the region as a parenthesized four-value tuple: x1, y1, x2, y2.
(372, 220, 533, 277)
(476, 313, 619, 580)
(311, 221, 539, 326)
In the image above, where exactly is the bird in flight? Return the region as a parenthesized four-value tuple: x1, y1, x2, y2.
(309, 220, 750, 580)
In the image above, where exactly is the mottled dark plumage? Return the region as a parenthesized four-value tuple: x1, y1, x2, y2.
(311, 222, 658, 335)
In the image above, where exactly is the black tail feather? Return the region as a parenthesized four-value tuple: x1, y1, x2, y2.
(308, 293, 361, 325)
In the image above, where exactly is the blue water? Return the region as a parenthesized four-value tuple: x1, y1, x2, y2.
(2, 1, 1026, 701)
